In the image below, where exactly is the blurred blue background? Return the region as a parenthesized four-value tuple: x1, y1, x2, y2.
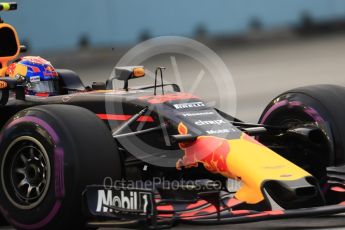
(2, 0, 345, 51)
(1, 0, 345, 123)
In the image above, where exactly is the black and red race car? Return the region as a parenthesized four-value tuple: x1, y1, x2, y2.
(0, 3, 345, 229)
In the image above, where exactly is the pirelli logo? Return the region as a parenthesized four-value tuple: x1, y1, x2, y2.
(173, 102, 205, 109)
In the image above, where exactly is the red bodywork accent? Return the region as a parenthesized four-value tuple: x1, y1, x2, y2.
(177, 198, 244, 219)
(180, 204, 217, 218)
(247, 210, 284, 218)
(139, 93, 199, 104)
(96, 114, 154, 122)
(157, 204, 174, 217)
(35, 92, 49, 97)
(230, 210, 251, 215)
(185, 200, 208, 209)
(331, 186, 345, 193)
(226, 198, 243, 207)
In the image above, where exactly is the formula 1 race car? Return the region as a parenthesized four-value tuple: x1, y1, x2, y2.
(1, 3, 345, 230)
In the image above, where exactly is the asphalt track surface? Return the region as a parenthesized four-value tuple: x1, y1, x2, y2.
(7, 34, 344, 229)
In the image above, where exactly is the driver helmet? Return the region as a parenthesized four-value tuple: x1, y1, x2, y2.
(6, 56, 60, 96)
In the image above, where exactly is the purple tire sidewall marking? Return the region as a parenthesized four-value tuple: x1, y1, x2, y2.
(0, 116, 65, 229)
(260, 99, 325, 124)
(11, 202, 61, 230)
(260, 99, 288, 124)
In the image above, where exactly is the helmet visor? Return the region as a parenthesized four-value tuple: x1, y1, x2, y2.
(27, 80, 60, 95)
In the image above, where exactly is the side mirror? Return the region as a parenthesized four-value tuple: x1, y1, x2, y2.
(113, 66, 145, 91)
(115, 66, 145, 81)
(0, 23, 21, 76)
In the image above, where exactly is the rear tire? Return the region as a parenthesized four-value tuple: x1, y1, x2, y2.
(0, 104, 121, 229)
(258, 84, 345, 181)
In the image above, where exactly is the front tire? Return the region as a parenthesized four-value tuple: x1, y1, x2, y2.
(0, 104, 121, 229)
(258, 84, 345, 181)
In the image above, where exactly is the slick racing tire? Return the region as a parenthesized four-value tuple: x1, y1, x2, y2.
(258, 84, 345, 182)
(0, 105, 121, 229)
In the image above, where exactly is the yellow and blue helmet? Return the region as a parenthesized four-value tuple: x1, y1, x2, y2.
(6, 56, 60, 96)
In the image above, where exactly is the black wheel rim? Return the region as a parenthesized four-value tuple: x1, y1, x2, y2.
(1, 136, 51, 209)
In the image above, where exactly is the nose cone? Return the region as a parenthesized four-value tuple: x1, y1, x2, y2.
(177, 129, 316, 205)
(227, 133, 314, 204)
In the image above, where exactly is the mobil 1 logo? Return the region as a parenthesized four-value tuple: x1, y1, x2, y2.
(86, 187, 154, 216)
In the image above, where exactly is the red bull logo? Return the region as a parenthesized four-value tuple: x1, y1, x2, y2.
(43, 65, 58, 77)
(176, 122, 233, 178)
